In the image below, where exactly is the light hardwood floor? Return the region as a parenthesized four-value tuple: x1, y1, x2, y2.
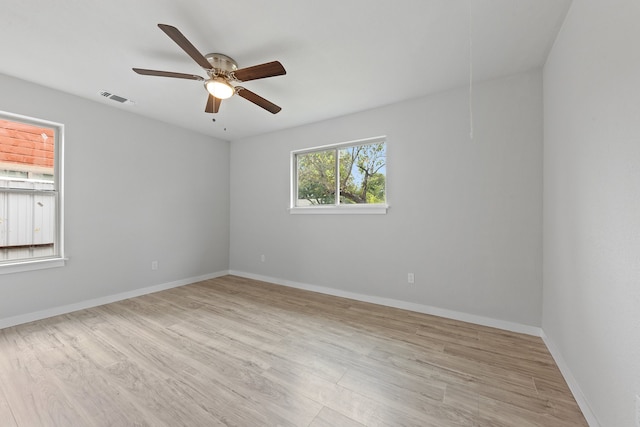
(0, 275, 587, 426)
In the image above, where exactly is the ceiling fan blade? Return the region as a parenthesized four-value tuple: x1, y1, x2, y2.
(205, 94, 222, 113)
(237, 88, 282, 114)
(205, 95, 214, 113)
(133, 68, 204, 81)
(233, 61, 286, 82)
(157, 24, 212, 70)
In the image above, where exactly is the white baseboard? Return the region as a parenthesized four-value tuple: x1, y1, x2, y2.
(541, 332, 601, 427)
(228, 270, 543, 337)
(0, 270, 229, 330)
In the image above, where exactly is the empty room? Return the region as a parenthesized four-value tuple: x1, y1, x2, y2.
(0, 1, 638, 426)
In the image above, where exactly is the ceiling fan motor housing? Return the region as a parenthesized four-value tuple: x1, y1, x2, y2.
(205, 53, 238, 77)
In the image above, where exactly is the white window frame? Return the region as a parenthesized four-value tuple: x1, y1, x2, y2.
(0, 110, 65, 275)
(290, 136, 388, 215)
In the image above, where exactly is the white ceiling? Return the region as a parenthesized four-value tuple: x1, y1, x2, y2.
(0, 0, 571, 142)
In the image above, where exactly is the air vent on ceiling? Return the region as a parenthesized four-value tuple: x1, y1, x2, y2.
(99, 90, 135, 105)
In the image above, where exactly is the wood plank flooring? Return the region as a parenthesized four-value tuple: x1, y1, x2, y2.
(0, 275, 587, 426)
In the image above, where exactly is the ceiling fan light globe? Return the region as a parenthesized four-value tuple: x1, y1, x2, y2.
(205, 78, 234, 99)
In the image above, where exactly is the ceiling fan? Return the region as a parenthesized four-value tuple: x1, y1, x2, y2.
(133, 24, 286, 114)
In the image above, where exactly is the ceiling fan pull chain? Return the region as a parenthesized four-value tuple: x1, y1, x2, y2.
(469, 0, 474, 140)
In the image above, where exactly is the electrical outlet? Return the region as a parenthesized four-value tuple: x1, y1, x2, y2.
(407, 273, 415, 284)
(151, 260, 158, 270)
(260, 254, 266, 262)
(635, 395, 640, 427)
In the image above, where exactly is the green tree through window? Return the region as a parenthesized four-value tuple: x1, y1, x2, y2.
(297, 149, 336, 205)
(338, 143, 386, 204)
(296, 140, 386, 207)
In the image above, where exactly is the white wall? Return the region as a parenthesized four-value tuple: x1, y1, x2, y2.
(543, 0, 640, 426)
(0, 73, 230, 323)
(230, 70, 543, 328)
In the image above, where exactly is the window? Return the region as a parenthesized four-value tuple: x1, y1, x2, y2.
(291, 136, 387, 214)
(0, 111, 64, 274)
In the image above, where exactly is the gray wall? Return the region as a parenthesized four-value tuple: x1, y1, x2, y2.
(0, 73, 230, 322)
(543, 0, 640, 425)
(230, 70, 543, 328)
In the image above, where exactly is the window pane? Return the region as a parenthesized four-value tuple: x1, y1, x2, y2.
(0, 120, 54, 184)
(0, 118, 57, 263)
(338, 142, 386, 204)
(296, 149, 336, 205)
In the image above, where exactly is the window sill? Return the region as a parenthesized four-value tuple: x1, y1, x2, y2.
(289, 204, 388, 215)
(0, 257, 66, 275)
